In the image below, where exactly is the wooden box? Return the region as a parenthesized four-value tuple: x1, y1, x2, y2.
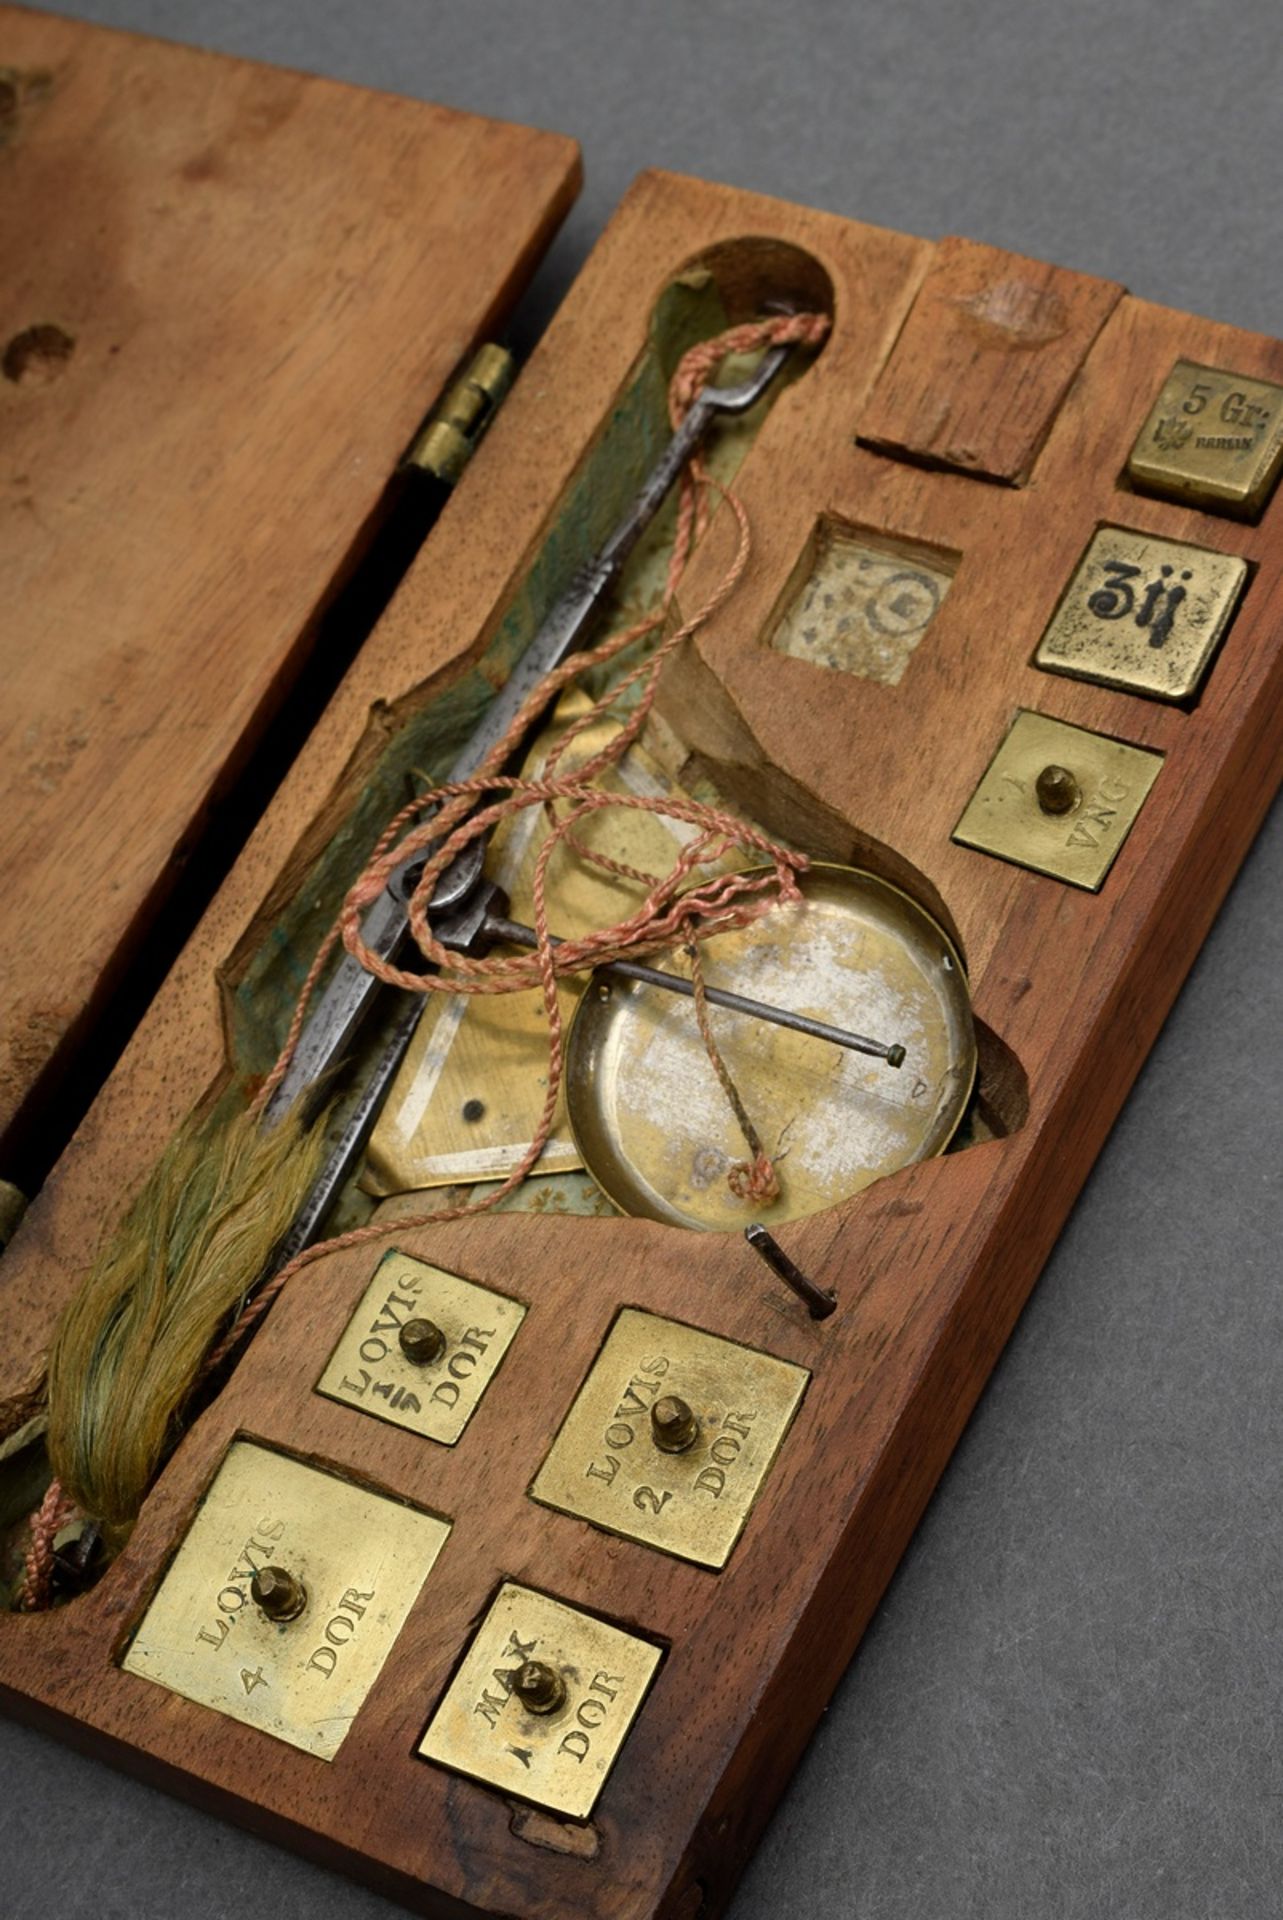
(3, 13, 1282, 1920)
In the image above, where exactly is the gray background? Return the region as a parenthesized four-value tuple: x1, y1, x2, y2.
(4, 3, 1282, 1916)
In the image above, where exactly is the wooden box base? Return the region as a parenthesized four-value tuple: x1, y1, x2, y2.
(3, 154, 1282, 1920)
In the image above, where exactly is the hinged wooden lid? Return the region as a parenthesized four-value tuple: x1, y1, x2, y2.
(0, 8, 579, 1153)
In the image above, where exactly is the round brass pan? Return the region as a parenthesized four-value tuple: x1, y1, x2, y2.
(564, 864, 976, 1232)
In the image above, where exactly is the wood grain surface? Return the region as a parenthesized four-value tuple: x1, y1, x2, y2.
(3, 164, 1281, 1920)
(0, 5, 578, 1152)
(859, 235, 1122, 482)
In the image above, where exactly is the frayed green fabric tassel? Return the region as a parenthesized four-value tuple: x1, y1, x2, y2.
(46, 1103, 327, 1542)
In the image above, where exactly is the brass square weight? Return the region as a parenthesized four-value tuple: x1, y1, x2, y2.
(1034, 526, 1247, 704)
(1127, 358, 1283, 519)
(121, 1441, 451, 1760)
(952, 710, 1163, 891)
(316, 1250, 526, 1445)
(531, 1307, 810, 1569)
(417, 1583, 662, 1820)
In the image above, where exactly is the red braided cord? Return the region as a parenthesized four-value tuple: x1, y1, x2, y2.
(20, 1478, 76, 1611)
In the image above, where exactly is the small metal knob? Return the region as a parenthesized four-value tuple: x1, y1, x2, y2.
(400, 1317, 447, 1365)
(250, 1565, 307, 1622)
(651, 1394, 699, 1455)
(1035, 764, 1080, 816)
(511, 1660, 566, 1715)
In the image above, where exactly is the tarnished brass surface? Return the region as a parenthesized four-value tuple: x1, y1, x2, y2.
(399, 1316, 447, 1365)
(250, 1565, 307, 1622)
(316, 1251, 525, 1445)
(418, 1582, 661, 1819)
(365, 699, 742, 1198)
(1034, 764, 1080, 816)
(511, 1659, 568, 1715)
(651, 1394, 699, 1454)
(1127, 358, 1283, 518)
(531, 1308, 809, 1569)
(121, 1441, 450, 1759)
(769, 524, 954, 684)
(1034, 526, 1247, 703)
(563, 865, 975, 1231)
(953, 710, 1163, 891)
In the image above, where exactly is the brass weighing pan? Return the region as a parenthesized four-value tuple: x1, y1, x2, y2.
(564, 865, 977, 1231)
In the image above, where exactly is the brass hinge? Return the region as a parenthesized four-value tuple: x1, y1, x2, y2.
(404, 342, 515, 484)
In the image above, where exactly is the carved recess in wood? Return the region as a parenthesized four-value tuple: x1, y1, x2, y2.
(767, 519, 957, 685)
